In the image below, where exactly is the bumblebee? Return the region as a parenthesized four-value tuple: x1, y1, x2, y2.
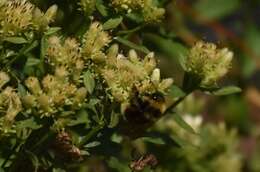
(120, 91, 167, 138)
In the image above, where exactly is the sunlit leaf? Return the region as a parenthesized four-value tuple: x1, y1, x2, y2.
(103, 16, 122, 30)
(4, 37, 27, 44)
(137, 137, 166, 145)
(212, 86, 242, 96)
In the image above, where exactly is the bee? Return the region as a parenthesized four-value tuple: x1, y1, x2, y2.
(120, 90, 167, 138)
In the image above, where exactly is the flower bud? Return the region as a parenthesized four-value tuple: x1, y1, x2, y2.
(107, 44, 119, 61)
(44, 4, 57, 23)
(42, 75, 58, 91)
(25, 77, 42, 95)
(151, 68, 160, 84)
(22, 94, 36, 108)
(159, 78, 173, 91)
(37, 94, 53, 114)
(74, 87, 87, 104)
(55, 66, 69, 80)
(128, 49, 138, 63)
(143, 52, 156, 74)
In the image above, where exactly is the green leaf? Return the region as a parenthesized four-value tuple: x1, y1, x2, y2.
(80, 150, 90, 156)
(172, 113, 196, 134)
(44, 27, 61, 36)
(111, 133, 123, 143)
(115, 37, 150, 54)
(117, 25, 143, 35)
(108, 111, 120, 128)
(194, 0, 240, 20)
(83, 71, 95, 94)
(4, 37, 27, 44)
(103, 16, 123, 30)
(84, 141, 101, 148)
(16, 118, 42, 130)
(126, 12, 143, 23)
(67, 109, 90, 127)
(25, 57, 41, 67)
(24, 40, 39, 54)
(17, 83, 27, 96)
(96, 0, 108, 17)
(169, 85, 186, 98)
(212, 86, 242, 96)
(137, 137, 166, 145)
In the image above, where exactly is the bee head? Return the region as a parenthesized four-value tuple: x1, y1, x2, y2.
(143, 92, 167, 114)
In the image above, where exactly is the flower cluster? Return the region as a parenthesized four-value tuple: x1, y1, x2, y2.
(78, 0, 96, 15)
(47, 22, 172, 106)
(22, 75, 87, 117)
(82, 22, 111, 62)
(142, 0, 165, 22)
(47, 36, 84, 82)
(101, 45, 173, 103)
(111, 0, 145, 12)
(156, 114, 242, 172)
(110, 0, 165, 22)
(0, 72, 22, 132)
(185, 41, 233, 87)
(0, 0, 57, 36)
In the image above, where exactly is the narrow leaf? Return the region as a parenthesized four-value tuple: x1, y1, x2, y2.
(84, 141, 101, 148)
(137, 137, 165, 145)
(96, 0, 108, 16)
(83, 71, 95, 94)
(172, 113, 196, 134)
(212, 86, 242, 96)
(25, 58, 41, 67)
(115, 37, 150, 54)
(44, 27, 61, 36)
(108, 111, 120, 128)
(4, 37, 27, 44)
(103, 16, 122, 30)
